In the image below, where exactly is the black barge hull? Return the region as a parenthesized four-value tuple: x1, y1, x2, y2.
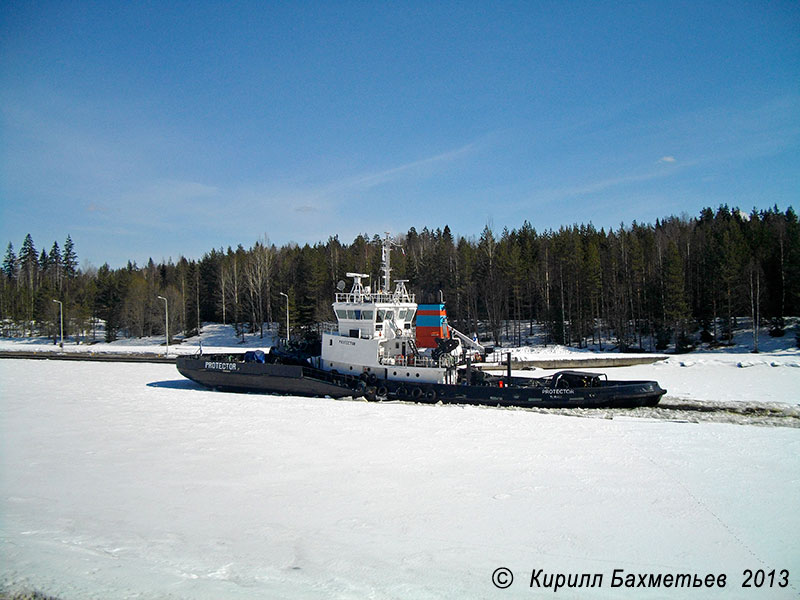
(420, 380, 663, 408)
(176, 355, 666, 409)
(177, 356, 355, 398)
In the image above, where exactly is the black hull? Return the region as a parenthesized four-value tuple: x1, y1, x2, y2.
(177, 357, 356, 398)
(416, 380, 663, 409)
(176, 355, 666, 409)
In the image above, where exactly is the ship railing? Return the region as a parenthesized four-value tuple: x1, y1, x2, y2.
(335, 291, 415, 304)
(319, 321, 338, 334)
(380, 354, 442, 369)
(321, 325, 373, 339)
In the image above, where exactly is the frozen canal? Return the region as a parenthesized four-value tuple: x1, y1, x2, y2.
(2, 359, 799, 598)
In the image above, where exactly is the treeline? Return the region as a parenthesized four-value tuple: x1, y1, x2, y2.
(2, 205, 798, 351)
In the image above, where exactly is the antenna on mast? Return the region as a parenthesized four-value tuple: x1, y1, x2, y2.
(380, 232, 395, 294)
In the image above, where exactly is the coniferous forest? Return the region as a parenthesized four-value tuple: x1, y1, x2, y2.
(2, 205, 798, 352)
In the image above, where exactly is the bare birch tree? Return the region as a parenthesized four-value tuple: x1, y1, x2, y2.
(245, 237, 274, 338)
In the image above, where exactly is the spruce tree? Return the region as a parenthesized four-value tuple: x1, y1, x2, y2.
(49, 241, 62, 290)
(18, 235, 38, 334)
(2, 243, 17, 279)
(662, 240, 690, 349)
(583, 237, 602, 345)
(63, 235, 77, 279)
(39, 249, 50, 272)
(20, 234, 38, 289)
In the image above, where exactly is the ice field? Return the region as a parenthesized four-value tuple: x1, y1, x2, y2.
(1, 357, 799, 599)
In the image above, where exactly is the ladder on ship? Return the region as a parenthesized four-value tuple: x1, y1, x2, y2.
(407, 338, 420, 358)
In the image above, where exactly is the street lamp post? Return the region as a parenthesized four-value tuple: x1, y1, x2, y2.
(52, 299, 63, 349)
(157, 295, 169, 356)
(279, 292, 289, 343)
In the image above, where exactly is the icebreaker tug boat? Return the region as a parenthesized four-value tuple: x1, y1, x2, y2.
(319, 235, 467, 392)
(176, 233, 666, 408)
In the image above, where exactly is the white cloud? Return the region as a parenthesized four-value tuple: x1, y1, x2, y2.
(553, 169, 677, 197)
(659, 156, 677, 163)
(347, 143, 477, 190)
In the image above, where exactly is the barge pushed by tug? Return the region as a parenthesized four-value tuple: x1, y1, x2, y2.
(177, 234, 666, 409)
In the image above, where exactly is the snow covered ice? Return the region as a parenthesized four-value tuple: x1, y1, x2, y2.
(2, 351, 800, 598)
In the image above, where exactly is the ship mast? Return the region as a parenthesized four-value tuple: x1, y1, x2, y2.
(381, 232, 394, 294)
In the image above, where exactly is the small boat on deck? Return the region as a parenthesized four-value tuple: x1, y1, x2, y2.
(176, 234, 666, 409)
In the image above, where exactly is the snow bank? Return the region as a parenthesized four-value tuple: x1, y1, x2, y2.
(1, 360, 799, 599)
(0, 323, 278, 356)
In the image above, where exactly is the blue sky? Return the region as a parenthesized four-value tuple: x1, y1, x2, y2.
(2, 1, 798, 268)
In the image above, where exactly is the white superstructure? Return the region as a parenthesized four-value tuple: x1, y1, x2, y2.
(320, 233, 458, 385)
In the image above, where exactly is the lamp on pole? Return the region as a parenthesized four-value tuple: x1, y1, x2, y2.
(157, 295, 169, 356)
(279, 292, 289, 343)
(52, 299, 63, 349)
